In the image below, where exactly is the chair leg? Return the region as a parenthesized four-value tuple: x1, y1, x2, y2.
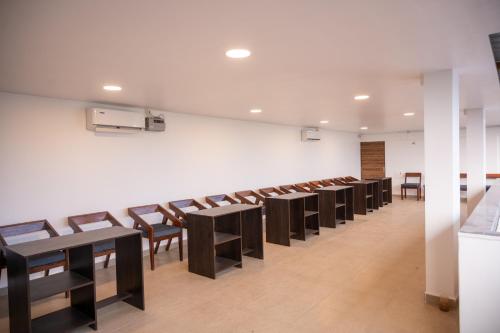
(405, 188, 407, 198)
(401, 187, 403, 200)
(104, 253, 111, 268)
(154, 241, 161, 254)
(178, 234, 183, 261)
(149, 237, 155, 270)
(165, 238, 172, 251)
(45, 269, 50, 277)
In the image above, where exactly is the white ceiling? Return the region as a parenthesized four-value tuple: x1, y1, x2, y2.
(1, 0, 500, 133)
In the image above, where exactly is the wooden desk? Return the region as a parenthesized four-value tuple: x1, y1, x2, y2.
(314, 185, 354, 228)
(265, 192, 320, 246)
(367, 177, 392, 206)
(348, 180, 379, 215)
(187, 204, 263, 279)
(5, 227, 144, 333)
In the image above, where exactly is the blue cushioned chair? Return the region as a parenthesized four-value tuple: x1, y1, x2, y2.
(128, 204, 183, 270)
(0, 220, 68, 286)
(401, 172, 422, 200)
(68, 211, 123, 268)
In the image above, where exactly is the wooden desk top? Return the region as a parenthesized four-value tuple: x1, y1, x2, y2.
(6, 226, 140, 258)
(367, 177, 391, 181)
(348, 180, 378, 185)
(315, 185, 352, 191)
(271, 192, 317, 200)
(187, 204, 261, 218)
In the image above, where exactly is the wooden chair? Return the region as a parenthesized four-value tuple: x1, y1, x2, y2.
(320, 179, 334, 186)
(295, 182, 316, 192)
(168, 199, 207, 227)
(279, 184, 302, 193)
(205, 194, 238, 207)
(333, 178, 348, 185)
(128, 204, 183, 270)
(0, 220, 68, 284)
(401, 172, 423, 200)
(344, 176, 359, 181)
(309, 180, 325, 189)
(68, 211, 123, 268)
(258, 187, 285, 198)
(234, 190, 265, 205)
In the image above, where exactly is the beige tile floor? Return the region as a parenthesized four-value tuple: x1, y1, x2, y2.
(0, 197, 458, 332)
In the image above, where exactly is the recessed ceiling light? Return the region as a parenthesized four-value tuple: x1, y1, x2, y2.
(320, 120, 329, 124)
(403, 112, 415, 116)
(103, 85, 122, 92)
(226, 49, 251, 58)
(360, 126, 368, 130)
(250, 108, 262, 113)
(354, 95, 370, 100)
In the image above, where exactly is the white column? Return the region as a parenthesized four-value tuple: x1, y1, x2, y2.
(423, 69, 460, 303)
(466, 109, 486, 214)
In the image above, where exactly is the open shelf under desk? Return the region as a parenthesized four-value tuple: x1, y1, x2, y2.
(336, 219, 346, 224)
(242, 248, 253, 255)
(335, 203, 346, 208)
(215, 256, 241, 273)
(96, 292, 133, 310)
(366, 194, 373, 198)
(214, 232, 241, 246)
(304, 210, 319, 218)
(32, 307, 95, 333)
(305, 228, 320, 236)
(30, 271, 93, 302)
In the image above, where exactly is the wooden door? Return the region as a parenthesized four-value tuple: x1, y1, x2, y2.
(360, 141, 385, 179)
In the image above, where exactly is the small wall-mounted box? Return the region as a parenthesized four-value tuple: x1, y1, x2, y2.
(145, 115, 165, 132)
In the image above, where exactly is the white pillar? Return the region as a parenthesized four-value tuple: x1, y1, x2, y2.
(423, 69, 460, 304)
(466, 109, 486, 214)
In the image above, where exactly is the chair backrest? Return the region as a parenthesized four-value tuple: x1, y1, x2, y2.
(258, 187, 284, 198)
(405, 172, 422, 184)
(169, 199, 206, 219)
(333, 178, 348, 185)
(234, 190, 265, 205)
(308, 181, 324, 188)
(320, 179, 334, 186)
(205, 194, 238, 207)
(68, 211, 123, 233)
(128, 204, 182, 228)
(0, 219, 59, 247)
(344, 176, 359, 181)
(279, 185, 300, 193)
(295, 182, 315, 192)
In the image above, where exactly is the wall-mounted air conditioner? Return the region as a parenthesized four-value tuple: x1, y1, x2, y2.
(301, 128, 321, 141)
(86, 108, 145, 133)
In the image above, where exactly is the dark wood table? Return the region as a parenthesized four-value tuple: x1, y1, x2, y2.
(187, 204, 263, 279)
(5, 226, 144, 333)
(314, 185, 354, 228)
(347, 180, 379, 215)
(368, 177, 393, 206)
(265, 192, 320, 246)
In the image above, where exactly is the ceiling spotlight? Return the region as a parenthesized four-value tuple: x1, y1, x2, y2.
(360, 126, 368, 130)
(354, 95, 370, 100)
(250, 109, 262, 113)
(103, 85, 122, 92)
(320, 120, 329, 124)
(225, 49, 251, 58)
(403, 112, 415, 116)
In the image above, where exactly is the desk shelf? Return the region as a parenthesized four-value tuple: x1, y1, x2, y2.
(30, 271, 93, 302)
(32, 307, 95, 333)
(305, 210, 318, 218)
(214, 232, 241, 246)
(215, 256, 242, 274)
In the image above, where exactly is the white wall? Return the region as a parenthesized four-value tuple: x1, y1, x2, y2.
(361, 127, 500, 194)
(0, 92, 360, 231)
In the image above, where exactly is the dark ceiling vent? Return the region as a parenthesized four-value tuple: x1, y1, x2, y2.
(490, 33, 500, 84)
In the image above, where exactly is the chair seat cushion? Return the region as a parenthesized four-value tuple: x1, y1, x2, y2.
(460, 185, 467, 191)
(401, 183, 420, 189)
(28, 251, 65, 269)
(142, 223, 182, 238)
(94, 240, 115, 253)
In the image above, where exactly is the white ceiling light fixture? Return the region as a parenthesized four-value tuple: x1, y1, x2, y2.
(319, 120, 329, 124)
(250, 108, 262, 113)
(360, 126, 368, 130)
(225, 49, 251, 59)
(354, 95, 370, 100)
(103, 85, 122, 92)
(403, 112, 415, 116)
